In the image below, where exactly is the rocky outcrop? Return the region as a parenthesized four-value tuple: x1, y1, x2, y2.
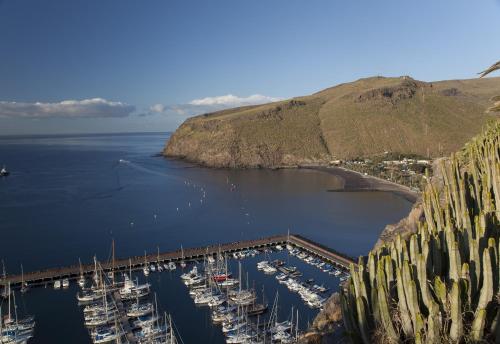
(299, 293, 348, 344)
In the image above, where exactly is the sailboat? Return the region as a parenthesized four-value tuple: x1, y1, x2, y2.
(143, 251, 150, 276)
(78, 258, 86, 288)
(20, 264, 28, 294)
(179, 245, 186, 269)
(107, 240, 116, 282)
(1, 260, 8, 299)
(77, 258, 106, 303)
(120, 259, 150, 301)
(0, 282, 36, 343)
(229, 262, 256, 306)
(213, 252, 232, 282)
(156, 246, 163, 272)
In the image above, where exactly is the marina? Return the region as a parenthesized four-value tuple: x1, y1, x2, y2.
(1, 238, 352, 344)
(1, 234, 354, 290)
(0, 132, 412, 343)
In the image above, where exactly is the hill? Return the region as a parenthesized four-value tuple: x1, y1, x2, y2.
(164, 76, 500, 168)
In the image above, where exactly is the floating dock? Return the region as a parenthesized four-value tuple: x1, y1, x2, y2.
(1, 234, 355, 288)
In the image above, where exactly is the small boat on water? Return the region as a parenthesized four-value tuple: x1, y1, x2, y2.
(0, 166, 10, 177)
(179, 245, 187, 268)
(78, 258, 86, 288)
(143, 251, 150, 277)
(20, 264, 29, 294)
(156, 246, 164, 272)
(79, 275, 86, 288)
(62, 278, 70, 288)
(54, 280, 61, 289)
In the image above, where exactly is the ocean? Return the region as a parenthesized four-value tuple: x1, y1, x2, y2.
(0, 132, 412, 343)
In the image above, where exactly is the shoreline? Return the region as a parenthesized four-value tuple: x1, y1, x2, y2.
(162, 155, 420, 203)
(305, 166, 419, 203)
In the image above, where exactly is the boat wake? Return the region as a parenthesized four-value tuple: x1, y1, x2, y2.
(117, 158, 186, 183)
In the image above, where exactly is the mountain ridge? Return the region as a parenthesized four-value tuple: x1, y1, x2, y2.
(164, 76, 500, 168)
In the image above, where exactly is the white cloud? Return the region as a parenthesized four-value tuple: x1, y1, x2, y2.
(149, 103, 166, 113)
(143, 94, 281, 118)
(0, 98, 135, 118)
(189, 94, 281, 107)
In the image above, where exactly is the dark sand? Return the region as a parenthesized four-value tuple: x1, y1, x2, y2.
(306, 166, 419, 203)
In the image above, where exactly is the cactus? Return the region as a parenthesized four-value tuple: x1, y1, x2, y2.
(433, 276, 447, 309)
(409, 234, 419, 265)
(477, 247, 494, 311)
(449, 281, 463, 342)
(470, 308, 487, 342)
(341, 121, 499, 343)
(416, 254, 432, 312)
(355, 296, 371, 344)
(376, 265, 399, 343)
(396, 266, 413, 336)
(448, 237, 462, 283)
(425, 302, 441, 343)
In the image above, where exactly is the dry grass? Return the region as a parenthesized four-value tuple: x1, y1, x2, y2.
(165, 76, 500, 167)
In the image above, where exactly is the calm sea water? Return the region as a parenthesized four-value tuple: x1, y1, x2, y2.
(0, 132, 412, 343)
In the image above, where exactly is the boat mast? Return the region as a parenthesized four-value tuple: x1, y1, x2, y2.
(129, 258, 132, 278)
(79, 258, 83, 278)
(238, 261, 242, 292)
(114, 316, 122, 344)
(154, 293, 160, 333)
(112, 239, 115, 285)
(102, 264, 108, 320)
(13, 289, 18, 328)
(169, 313, 174, 344)
(20, 264, 24, 288)
(295, 308, 299, 340)
(7, 282, 11, 323)
(224, 254, 228, 278)
(93, 256, 99, 288)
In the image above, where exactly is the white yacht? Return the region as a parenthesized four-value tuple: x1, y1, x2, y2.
(62, 278, 70, 288)
(78, 275, 86, 288)
(119, 275, 150, 301)
(127, 302, 153, 317)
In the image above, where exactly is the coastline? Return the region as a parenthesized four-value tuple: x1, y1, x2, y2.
(304, 166, 419, 203)
(163, 154, 420, 204)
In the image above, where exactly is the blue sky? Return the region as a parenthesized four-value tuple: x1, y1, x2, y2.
(1, 0, 500, 135)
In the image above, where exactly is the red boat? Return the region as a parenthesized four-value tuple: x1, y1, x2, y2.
(213, 273, 232, 282)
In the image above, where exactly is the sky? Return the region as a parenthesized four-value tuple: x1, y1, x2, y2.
(1, 0, 500, 135)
